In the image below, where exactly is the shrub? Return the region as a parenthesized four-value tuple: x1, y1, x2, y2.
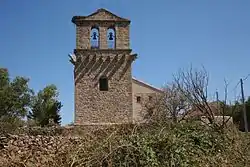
(67, 122, 248, 167)
(1, 121, 249, 167)
(0, 116, 25, 136)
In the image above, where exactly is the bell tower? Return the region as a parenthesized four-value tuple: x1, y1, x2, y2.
(71, 8, 137, 125)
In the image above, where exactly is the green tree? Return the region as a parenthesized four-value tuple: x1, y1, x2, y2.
(0, 68, 33, 119)
(28, 85, 62, 127)
(228, 97, 250, 131)
(0, 68, 33, 134)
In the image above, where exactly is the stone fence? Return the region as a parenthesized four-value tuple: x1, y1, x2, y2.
(0, 124, 135, 166)
(0, 133, 81, 167)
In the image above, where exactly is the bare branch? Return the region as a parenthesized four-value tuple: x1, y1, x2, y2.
(172, 66, 218, 126)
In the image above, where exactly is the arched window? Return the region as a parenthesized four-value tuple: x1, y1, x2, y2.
(107, 27, 115, 49)
(99, 76, 108, 91)
(90, 26, 99, 48)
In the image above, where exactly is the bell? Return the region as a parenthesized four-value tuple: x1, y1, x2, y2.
(108, 32, 114, 40)
(92, 32, 97, 40)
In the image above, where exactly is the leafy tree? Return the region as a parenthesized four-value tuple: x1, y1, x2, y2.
(28, 85, 62, 127)
(228, 97, 250, 131)
(0, 68, 33, 119)
(0, 68, 33, 134)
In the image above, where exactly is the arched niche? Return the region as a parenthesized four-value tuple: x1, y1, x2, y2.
(90, 26, 99, 48)
(107, 27, 116, 49)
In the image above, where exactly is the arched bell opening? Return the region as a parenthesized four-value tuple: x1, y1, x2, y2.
(90, 26, 100, 49)
(107, 27, 116, 49)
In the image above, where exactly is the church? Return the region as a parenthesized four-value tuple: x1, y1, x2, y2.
(69, 8, 163, 125)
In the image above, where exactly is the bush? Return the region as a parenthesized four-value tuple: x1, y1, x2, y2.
(0, 121, 249, 167)
(67, 122, 248, 167)
(0, 116, 25, 136)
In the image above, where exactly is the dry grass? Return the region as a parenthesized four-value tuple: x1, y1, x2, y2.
(0, 122, 249, 167)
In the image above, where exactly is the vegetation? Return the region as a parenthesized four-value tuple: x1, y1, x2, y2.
(0, 68, 62, 135)
(1, 123, 249, 167)
(66, 122, 249, 167)
(1, 66, 250, 167)
(28, 84, 62, 127)
(0, 68, 33, 134)
(228, 97, 250, 131)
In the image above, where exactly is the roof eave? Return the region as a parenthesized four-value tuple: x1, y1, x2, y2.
(71, 8, 130, 24)
(132, 77, 164, 93)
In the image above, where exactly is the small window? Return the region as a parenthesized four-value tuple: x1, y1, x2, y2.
(149, 96, 152, 101)
(136, 96, 141, 103)
(99, 77, 108, 91)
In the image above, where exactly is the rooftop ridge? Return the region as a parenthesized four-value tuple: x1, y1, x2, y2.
(132, 77, 163, 93)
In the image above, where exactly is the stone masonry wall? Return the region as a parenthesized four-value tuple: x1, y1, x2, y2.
(74, 9, 130, 50)
(0, 124, 137, 167)
(76, 22, 130, 50)
(0, 134, 80, 167)
(74, 50, 133, 125)
(76, 26, 90, 49)
(133, 92, 157, 122)
(99, 26, 108, 49)
(115, 24, 130, 49)
(0, 126, 113, 167)
(73, 9, 133, 125)
(132, 80, 164, 123)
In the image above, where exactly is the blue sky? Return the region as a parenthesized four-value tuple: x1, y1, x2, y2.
(1, 0, 250, 125)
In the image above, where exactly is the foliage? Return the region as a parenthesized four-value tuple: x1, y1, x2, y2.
(0, 68, 33, 135)
(227, 97, 250, 131)
(60, 122, 247, 167)
(0, 68, 33, 119)
(28, 84, 62, 127)
(0, 68, 62, 132)
(0, 66, 249, 166)
(0, 116, 25, 135)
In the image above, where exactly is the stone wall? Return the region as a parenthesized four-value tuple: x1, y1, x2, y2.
(75, 22, 130, 50)
(115, 24, 130, 49)
(0, 134, 79, 167)
(0, 125, 135, 167)
(76, 25, 90, 49)
(132, 79, 164, 123)
(74, 50, 134, 125)
(72, 9, 133, 125)
(74, 9, 130, 50)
